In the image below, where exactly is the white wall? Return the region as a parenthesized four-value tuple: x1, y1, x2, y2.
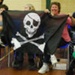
(3, 0, 46, 10)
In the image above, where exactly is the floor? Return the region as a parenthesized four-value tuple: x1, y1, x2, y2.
(0, 68, 66, 75)
(0, 47, 68, 75)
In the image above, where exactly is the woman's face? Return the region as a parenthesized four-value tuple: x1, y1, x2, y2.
(51, 4, 59, 16)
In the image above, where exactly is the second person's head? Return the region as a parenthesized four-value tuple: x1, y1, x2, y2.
(50, 2, 61, 16)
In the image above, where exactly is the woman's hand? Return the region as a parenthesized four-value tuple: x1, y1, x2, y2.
(0, 8, 5, 14)
(44, 9, 50, 13)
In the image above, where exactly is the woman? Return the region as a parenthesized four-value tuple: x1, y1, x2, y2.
(24, 4, 35, 11)
(12, 4, 43, 70)
(0, 4, 8, 47)
(0, 4, 16, 48)
(24, 4, 36, 70)
(38, 2, 75, 74)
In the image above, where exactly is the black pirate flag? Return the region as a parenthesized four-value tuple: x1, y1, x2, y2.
(7, 10, 68, 54)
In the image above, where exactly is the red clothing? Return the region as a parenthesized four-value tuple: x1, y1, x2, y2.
(62, 17, 72, 42)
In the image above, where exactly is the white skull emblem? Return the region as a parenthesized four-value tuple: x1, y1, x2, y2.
(23, 12, 41, 38)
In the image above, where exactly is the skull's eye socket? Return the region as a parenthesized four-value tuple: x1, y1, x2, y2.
(26, 21, 31, 25)
(33, 20, 39, 26)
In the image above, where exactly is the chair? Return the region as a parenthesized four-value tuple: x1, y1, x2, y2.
(66, 42, 75, 75)
(59, 30, 75, 71)
(57, 25, 72, 59)
(59, 44, 69, 58)
(0, 44, 11, 68)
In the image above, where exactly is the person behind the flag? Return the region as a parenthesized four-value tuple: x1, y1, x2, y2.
(24, 4, 37, 70)
(0, 4, 16, 48)
(24, 4, 35, 11)
(24, 4, 43, 70)
(0, 4, 9, 47)
(12, 4, 43, 70)
(66, 12, 75, 75)
(38, 1, 75, 74)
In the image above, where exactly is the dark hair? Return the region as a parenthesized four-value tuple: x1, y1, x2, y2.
(72, 12, 75, 18)
(50, 2, 61, 13)
(0, 0, 4, 5)
(0, 4, 8, 10)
